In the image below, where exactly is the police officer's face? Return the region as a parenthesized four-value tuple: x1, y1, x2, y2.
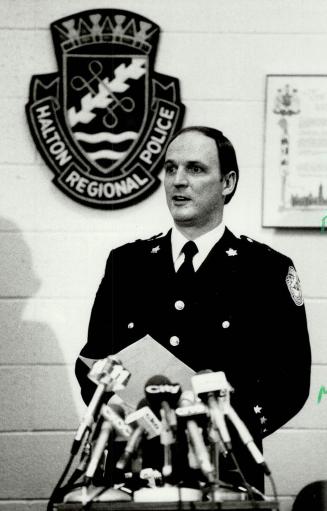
(164, 131, 226, 232)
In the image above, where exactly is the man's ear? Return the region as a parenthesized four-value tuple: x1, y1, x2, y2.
(222, 171, 237, 198)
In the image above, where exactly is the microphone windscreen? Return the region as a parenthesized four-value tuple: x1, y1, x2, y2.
(179, 390, 195, 406)
(136, 398, 148, 410)
(144, 374, 171, 389)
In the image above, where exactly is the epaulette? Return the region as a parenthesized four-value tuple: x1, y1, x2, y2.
(240, 235, 271, 249)
(240, 234, 288, 261)
(147, 232, 164, 241)
(240, 234, 268, 246)
(134, 232, 164, 243)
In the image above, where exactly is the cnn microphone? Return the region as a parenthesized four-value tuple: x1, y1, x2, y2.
(144, 375, 181, 432)
(192, 370, 232, 452)
(116, 399, 161, 471)
(176, 391, 215, 483)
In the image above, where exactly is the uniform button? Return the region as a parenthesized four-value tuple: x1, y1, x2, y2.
(128, 322, 134, 329)
(222, 320, 230, 329)
(169, 336, 180, 346)
(174, 300, 185, 311)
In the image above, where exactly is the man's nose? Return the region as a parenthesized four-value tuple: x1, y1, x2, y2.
(173, 166, 188, 186)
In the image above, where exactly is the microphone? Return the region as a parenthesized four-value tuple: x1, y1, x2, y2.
(84, 404, 127, 485)
(144, 375, 181, 432)
(227, 407, 270, 475)
(116, 400, 161, 471)
(194, 370, 271, 476)
(101, 403, 133, 440)
(71, 356, 131, 455)
(88, 356, 131, 391)
(192, 370, 232, 452)
(176, 391, 215, 483)
(210, 372, 271, 476)
(144, 375, 181, 479)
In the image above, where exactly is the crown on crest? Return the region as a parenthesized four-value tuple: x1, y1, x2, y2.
(54, 12, 158, 54)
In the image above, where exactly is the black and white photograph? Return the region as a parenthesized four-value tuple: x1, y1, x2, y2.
(0, 2, 326, 511)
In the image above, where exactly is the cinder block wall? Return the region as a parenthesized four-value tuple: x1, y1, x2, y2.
(1, 1, 326, 509)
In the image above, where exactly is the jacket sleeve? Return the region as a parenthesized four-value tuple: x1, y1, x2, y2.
(250, 256, 311, 438)
(75, 251, 116, 404)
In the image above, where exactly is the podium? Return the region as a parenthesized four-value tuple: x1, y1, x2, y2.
(54, 501, 279, 510)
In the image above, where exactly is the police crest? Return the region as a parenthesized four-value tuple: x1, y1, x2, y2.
(286, 266, 304, 306)
(26, 10, 184, 208)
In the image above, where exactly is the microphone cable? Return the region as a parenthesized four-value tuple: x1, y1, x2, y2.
(46, 452, 75, 511)
(229, 450, 256, 503)
(268, 472, 278, 503)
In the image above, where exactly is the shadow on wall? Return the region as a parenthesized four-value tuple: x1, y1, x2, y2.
(0, 217, 79, 502)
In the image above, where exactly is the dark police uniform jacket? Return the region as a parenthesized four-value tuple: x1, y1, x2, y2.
(76, 227, 311, 489)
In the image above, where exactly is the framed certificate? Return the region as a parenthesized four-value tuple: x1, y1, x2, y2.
(263, 75, 327, 228)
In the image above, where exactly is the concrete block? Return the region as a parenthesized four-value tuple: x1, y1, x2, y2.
(33, 365, 82, 430)
(264, 429, 327, 496)
(0, 30, 54, 99)
(0, 164, 170, 234)
(0, 298, 91, 365)
(0, 231, 96, 298)
(0, 232, 41, 298)
(0, 367, 33, 430)
(0, 99, 36, 164)
(0, 228, 181, 299)
(0, 169, 41, 229)
(306, 300, 327, 364)
(3, 0, 327, 35)
(160, 33, 327, 101)
(0, 432, 73, 499)
(0, 502, 47, 511)
(0, 366, 79, 431)
(285, 365, 327, 429)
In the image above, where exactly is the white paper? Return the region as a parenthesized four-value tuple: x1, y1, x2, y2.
(115, 334, 195, 410)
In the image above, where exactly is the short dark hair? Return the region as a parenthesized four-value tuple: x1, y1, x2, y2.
(166, 126, 239, 204)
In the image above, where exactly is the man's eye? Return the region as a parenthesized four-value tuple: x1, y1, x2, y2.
(189, 165, 203, 173)
(164, 164, 176, 174)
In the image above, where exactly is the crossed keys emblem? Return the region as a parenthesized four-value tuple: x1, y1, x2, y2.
(71, 60, 135, 128)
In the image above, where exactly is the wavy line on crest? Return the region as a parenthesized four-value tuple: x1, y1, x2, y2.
(86, 149, 128, 161)
(75, 131, 138, 144)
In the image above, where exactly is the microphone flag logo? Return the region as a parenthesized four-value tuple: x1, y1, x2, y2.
(26, 10, 185, 209)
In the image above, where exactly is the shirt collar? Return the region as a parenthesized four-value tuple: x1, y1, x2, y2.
(171, 222, 226, 266)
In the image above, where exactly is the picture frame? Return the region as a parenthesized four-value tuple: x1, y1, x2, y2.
(263, 74, 327, 228)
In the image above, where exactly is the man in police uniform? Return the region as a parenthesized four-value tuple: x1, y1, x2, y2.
(75, 126, 311, 490)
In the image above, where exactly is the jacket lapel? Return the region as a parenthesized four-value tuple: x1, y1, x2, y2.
(145, 230, 175, 287)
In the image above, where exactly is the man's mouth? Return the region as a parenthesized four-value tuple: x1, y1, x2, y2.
(172, 195, 190, 203)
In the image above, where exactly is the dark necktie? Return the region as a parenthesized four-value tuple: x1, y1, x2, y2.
(177, 240, 199, 279)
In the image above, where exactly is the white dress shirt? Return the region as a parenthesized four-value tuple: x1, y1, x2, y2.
(171, 222, 226, 272)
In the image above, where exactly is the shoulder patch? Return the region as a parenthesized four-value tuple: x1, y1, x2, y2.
(286, 266, 304, 306)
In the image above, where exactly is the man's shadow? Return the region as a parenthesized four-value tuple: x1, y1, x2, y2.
(0, 217, 81, 501)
